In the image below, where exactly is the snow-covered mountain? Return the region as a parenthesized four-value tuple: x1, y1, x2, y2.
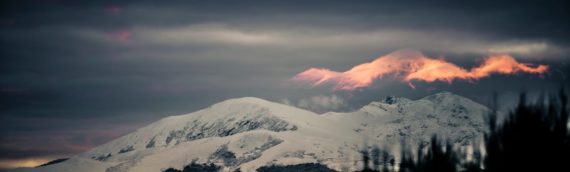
(18, 92, 489, 172)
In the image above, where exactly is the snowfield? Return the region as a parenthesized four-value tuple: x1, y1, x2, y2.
(15, 92, 489, 172)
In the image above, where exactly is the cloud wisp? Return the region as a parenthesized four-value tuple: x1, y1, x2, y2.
(292, 49, 548, 90)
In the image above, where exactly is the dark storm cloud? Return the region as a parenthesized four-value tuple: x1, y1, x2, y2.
(2, 0, 569, 43)
(1, 0, 569, 167)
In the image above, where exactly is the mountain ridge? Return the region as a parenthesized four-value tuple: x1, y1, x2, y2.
(16, 91, 489, 172)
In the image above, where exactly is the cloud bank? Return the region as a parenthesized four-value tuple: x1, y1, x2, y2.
(292, 49, 548, 90)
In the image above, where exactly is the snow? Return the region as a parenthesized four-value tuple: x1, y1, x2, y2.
(21, 92, 489, 172)
(323, 91, 488, 146)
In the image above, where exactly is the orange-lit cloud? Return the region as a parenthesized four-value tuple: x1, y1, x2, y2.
(291, 49, 548, 90)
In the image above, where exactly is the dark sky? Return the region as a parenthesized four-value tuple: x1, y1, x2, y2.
(1, 0, 569, 169)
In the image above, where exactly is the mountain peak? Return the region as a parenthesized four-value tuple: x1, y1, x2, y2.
(211, 97, 276, 108)
(363, 92, 461, 109)
(380, 95, 411, 105)
(421, 91, 464, 102)
(220, 97, 270, 103)
(419, 92, 488, 115)
(431, 91, 455, 96)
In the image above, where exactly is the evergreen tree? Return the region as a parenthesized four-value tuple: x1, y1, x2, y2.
(484, 89, 569, 172)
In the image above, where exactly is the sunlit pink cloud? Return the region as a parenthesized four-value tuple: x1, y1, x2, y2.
(291, 49, 548, 91)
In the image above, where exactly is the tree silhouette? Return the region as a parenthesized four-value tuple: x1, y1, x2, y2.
(484, 89, 569, 172)
(360, 146, 372, 172)
(397, 88, 569, 172)
(256, 163, 337, 172)
(360, 146, 393, 172)
(163, 162, 221, 172)
(398, 136, 457, 172)
(371, 147, 381, 171)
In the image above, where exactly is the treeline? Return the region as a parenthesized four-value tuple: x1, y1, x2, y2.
(359, 89, 569, 172)
(162, 162, 335, 172)
(163, 162, 221, 172)
(257, 163, 337, 172)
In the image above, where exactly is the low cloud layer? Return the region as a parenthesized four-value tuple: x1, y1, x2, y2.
(295, 95, 348, 113)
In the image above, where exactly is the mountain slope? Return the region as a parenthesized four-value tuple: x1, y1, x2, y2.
(323, 91, 488, 146)
(18, 92, 489, 172)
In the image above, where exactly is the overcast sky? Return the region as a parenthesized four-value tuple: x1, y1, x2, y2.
(1, 0, 569, 169)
